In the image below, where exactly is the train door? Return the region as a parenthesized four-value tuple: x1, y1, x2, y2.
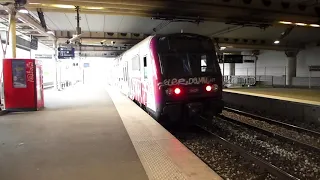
(123, 61, 129, 96)
(142, 55, 148, 105)
(144, 53, 156, 112)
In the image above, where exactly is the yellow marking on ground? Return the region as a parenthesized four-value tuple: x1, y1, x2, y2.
(223, 88, 320, 106)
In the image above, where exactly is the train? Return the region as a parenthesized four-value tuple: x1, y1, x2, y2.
(111, 33, 224, 123)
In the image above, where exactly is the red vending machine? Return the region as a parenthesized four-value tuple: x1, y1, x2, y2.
(2, 58, 44, 111)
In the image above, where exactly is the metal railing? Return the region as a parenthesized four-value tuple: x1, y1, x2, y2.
(223, 76, 256, 87)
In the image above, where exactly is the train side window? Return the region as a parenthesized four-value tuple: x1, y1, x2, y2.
(132, 55, 140, 71)
(143, 56, 147, 79)
(143, 57, 147, 67)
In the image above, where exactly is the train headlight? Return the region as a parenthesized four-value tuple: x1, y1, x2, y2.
(165, 87, 182, 96)
(213, 84, 219, 92)
(205, 85, 212, 92)
(205, 84, 219, 92)
(174, 87, 181, 95)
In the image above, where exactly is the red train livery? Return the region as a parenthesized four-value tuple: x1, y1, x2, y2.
(111, 33, 224, 123)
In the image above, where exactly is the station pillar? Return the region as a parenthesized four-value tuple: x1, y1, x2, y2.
(53, 40, 61, 91)
(252, 50, 260, 81)
(8, 10, 16, 58)
(285, 51, 298, 86)
(229, 63, 235, 76)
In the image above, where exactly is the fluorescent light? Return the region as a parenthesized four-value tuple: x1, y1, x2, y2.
(47, 30, 54, 35)
(18, 9, 29, 14)
(310, 24, 320, 28)
(51, 4, 75, 9)
(279, 21, 292, 25)
(295, 22, 307, 26)
(274, 40, 280, 44)
(18, 18, 26, 23)
(220, 46, 226, 50)
(86, 7, 104, 10)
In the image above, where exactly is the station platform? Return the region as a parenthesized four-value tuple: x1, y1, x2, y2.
(223, 87, 320, 106)
(0, 83, 221, 180)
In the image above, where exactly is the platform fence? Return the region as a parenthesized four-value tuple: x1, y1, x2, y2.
(223, 66, 320, 88)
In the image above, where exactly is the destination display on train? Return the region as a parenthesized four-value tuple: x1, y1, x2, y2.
(158, 36, 213, 52)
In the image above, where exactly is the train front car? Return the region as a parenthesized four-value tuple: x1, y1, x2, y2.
(154, 33, 223, 123)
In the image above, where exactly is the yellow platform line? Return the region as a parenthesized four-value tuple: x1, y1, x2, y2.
(223, 89, 320, 106)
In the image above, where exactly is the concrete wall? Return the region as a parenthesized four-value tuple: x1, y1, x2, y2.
(297, 47, 320, 77)
(223, 92, 320, 125)
(219, 47, 320, 78)
(219, 50, 287, 77)
(30, 43, 56, 85)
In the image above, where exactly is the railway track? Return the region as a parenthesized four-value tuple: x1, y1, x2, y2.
(196, 120, 299, 180)
(222, 107, 320, 153)
(203, 114, 320, 180)
(167, 107, 320, 179)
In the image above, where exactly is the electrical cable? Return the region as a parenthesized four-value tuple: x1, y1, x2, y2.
(0, 10, 13, 107)
(0, 12, 13, 83)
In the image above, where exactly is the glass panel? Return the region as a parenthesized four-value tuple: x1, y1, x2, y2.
(144, 57, 147, 79)
(132, 55, 140, 71)
(12, 60, 27, 88)
(159, 53, 220, 78)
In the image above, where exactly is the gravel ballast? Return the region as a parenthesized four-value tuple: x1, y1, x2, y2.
(208, 117, 320, 180)
(173, 128, 275, 180)
(222, 110, 320, 149)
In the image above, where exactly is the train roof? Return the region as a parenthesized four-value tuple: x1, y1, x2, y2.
(115, 33, 212, 58)
(154, 33, 211, 40)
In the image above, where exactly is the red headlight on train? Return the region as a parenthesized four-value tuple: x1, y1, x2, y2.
(205, 85, 212, 92)
(166, 87, 182, 96)
(205, 84, 219, 92)
(174, 87, 181, 95)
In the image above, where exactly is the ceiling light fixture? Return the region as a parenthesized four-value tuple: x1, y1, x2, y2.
(51, 4, 75, 9)
(86, 7, 104, 10)
(18, 9, 29, 14)
(310, 24, 320, 27)
(47, 30, 54, 35)
(274, 40, 280, 44)
(279, 21, 292, 25)
(295, 22, 307, 26)
(220, 46, 226, 50)
(18, 18, 26, 23)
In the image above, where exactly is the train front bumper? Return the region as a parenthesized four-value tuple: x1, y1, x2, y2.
(162, 98, 224, 120)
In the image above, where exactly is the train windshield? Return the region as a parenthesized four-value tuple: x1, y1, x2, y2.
(157, 34, 221, 78)
(159, 53, 220, 78)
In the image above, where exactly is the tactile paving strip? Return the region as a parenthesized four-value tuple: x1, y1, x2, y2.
(107, 86, 222, 180)
(134, 140, 188, 180)
(108, 89, 187, 180)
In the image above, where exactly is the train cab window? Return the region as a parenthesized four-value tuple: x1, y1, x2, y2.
(201, 55, 207, 72)
(143, 56, 147, 79)
(160, 53, 218, 78)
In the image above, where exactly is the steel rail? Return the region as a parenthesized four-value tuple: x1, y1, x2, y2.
(196, 118, 300, 180)
(224, 106, 320, 137)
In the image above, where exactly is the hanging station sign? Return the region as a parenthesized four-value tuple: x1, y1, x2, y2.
(218, 55, 243, 63)
(35, 54, 53, 59)
(309, 66, 320, 71)
(243, 55, 257, 63)
(58, 47, 75, 59)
